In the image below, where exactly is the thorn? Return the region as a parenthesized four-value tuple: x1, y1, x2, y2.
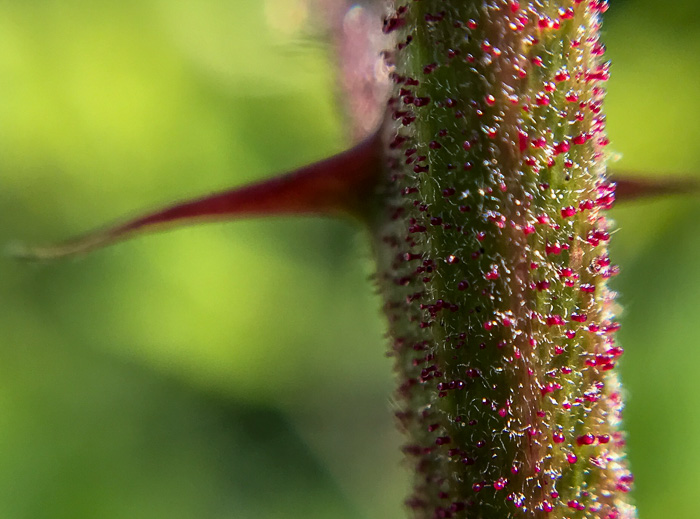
(10, 129, 383, 261)
(612, 172, 700, 202)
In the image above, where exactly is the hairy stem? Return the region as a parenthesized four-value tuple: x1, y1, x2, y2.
(371, 1, 634, 517)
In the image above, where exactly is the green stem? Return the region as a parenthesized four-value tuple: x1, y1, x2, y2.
(372, 1, 634, 517)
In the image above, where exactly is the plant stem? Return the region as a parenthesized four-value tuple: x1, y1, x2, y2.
(371, 1, 634, 517)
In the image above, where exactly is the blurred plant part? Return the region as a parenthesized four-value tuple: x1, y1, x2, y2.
(264, 0, 309, 37)
(313, 0, 392, 140)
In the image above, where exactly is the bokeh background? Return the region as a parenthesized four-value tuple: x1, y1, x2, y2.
(0, 1, 698, 518)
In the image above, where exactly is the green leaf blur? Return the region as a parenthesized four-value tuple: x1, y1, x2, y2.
(0, 0, 697, 517)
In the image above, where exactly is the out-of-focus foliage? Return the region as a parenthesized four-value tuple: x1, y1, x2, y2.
(0, 0, 698, 518)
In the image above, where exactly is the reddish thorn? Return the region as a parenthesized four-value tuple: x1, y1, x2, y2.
(613, 172, 700, 202)
(11, 130, 383, 260)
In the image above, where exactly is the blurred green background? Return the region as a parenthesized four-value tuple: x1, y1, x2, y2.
(0, 1, 698, 518)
